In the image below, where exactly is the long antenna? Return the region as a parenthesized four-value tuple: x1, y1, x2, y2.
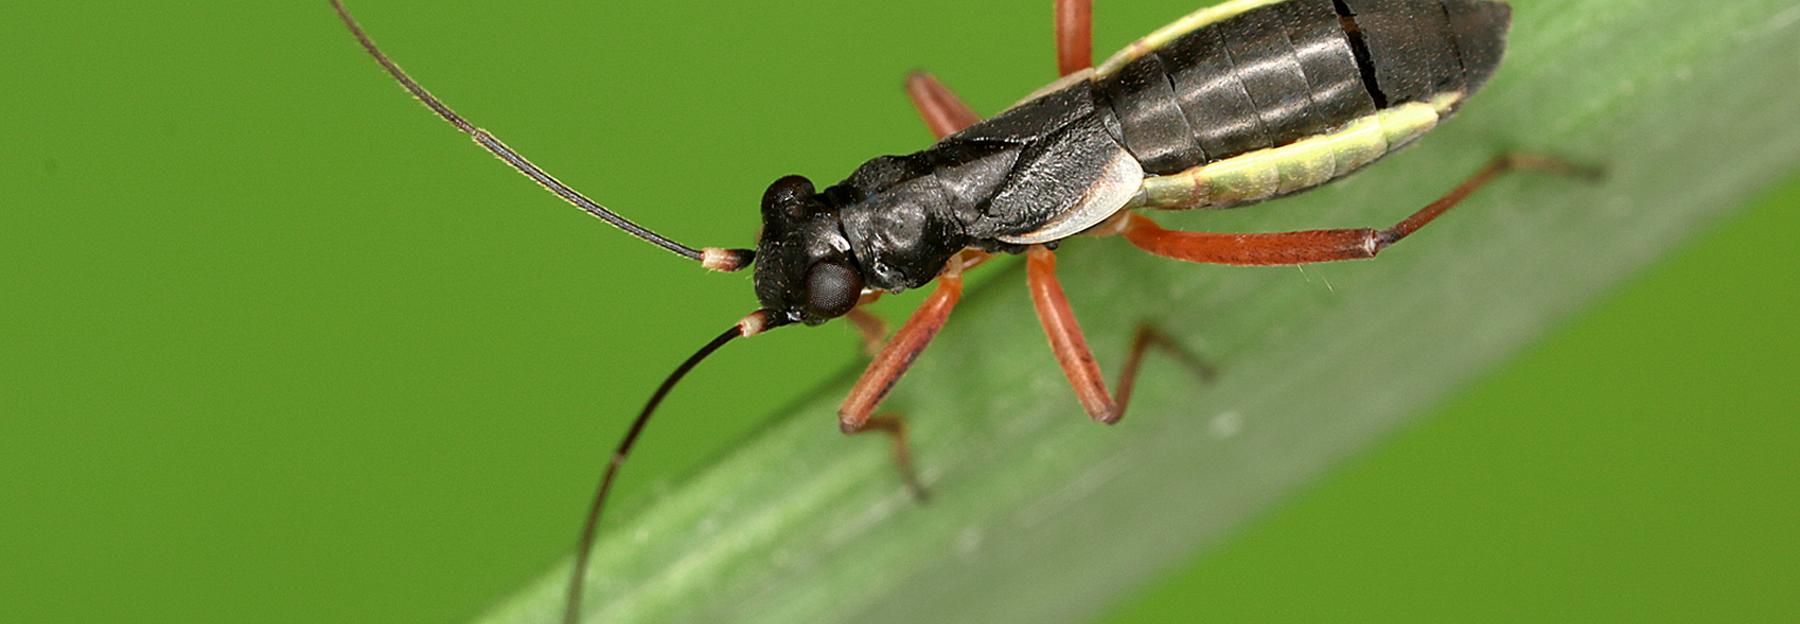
(330, 0, 754, 271)
(563, 310, 786, 624)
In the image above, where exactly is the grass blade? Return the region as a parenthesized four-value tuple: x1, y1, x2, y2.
(480, 1, 1800, 622)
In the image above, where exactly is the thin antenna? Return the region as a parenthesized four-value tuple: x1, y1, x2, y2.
(329, 0, 754, 270)
(563, 310, 786, 624)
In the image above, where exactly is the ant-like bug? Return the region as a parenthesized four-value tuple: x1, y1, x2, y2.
(332, 0, 1589, 621)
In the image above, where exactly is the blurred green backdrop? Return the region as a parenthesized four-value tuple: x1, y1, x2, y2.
(2, 1, 1794, 623)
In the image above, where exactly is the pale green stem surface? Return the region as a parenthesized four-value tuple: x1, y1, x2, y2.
(481, 1, 1800, 622)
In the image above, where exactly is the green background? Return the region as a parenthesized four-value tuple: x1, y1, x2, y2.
(3, 1, 1794, 622)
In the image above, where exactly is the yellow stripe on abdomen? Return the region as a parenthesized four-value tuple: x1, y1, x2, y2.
(1132, 94, 1461, 210)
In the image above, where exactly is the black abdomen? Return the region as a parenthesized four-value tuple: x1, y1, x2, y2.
(1095, 0, 1511, 175)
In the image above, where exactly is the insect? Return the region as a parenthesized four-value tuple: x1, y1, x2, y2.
(333, 0, 1586, 620)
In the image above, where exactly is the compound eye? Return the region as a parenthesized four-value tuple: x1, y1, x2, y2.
(803, 261, 862, 320)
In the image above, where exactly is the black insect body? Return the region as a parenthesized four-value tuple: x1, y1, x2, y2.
(760, 0, 1512, 311)
(332, 0, 1581, 621)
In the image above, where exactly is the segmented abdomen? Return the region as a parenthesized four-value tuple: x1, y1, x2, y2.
(1093, 0, 1510, 176)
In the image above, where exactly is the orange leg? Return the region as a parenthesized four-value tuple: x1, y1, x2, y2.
(1055, 0, 1093, 77)
(843, 252, 987, 358)
(904, 71, 981, 139)
(903, 0, 1094, 138)
(839, 263, 965, 433)
(1124, 154, 1594, 265)
(1026, 246, 1212, 424)
(840, 253, 992, 496)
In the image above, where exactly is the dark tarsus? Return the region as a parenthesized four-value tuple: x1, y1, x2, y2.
(752, 0, 1510, 321)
